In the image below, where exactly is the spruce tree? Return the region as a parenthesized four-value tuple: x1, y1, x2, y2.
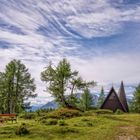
(130, 84, 140, 113)
(80, 88, 93, 111)
(97, 86, 105, 108)
(0, 59, 36, 113)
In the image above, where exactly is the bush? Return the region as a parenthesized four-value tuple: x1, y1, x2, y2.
(15, 123, 29, 136)
(38, 115, 47, 122)
(58, 120, 68, 126)
(95, 109, 113, 115)
(36, 108, 54, 116)
(86, 122, 93, 126)
(57, 127, 79, 134)
(81, 118, 90, 121)
(82, 110, 96, 116)
(41, 119, 58, 125)
(19, 113, 36, 119)
(46, 108, 81, 119)
(115, 109, 124, 114)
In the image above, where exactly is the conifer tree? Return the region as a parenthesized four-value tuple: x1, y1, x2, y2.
(0, 59, 36, 113)
(80, 88, 93, 111)
(41, 58, 95, 109)
(130, 84, 140, 113)
(97, 86, 105, 108)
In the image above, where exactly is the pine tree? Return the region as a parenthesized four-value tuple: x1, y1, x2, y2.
(97, 86, 105, 108)
(0, 59, 36, 113)
(0, 72, 7, 113)
(80, 88, 93, 111)
(130, 84, 140, 113)
(41, 58, 95, 109)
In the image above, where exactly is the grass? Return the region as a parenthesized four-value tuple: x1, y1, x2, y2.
(0, 113, 140, 140)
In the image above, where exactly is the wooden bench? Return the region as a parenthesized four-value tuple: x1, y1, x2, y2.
(0, 114, 17, 123)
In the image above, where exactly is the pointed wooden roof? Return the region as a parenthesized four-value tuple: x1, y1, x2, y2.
(100, 86, 127, 112)
(118, 81, 129, 112)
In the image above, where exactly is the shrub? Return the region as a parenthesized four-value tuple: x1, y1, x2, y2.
(46, 108, 81, 119)
(42, 119, 58, 125)
(57, 127, 79, 134)
(36, 108, 55, 116)
(15, 123, 29, 136)
(86, 122, 93, 126)
(58, 120, 68, 126)
(81, 118, 90, 121)
(38, 115, 47, 121)
(115, 109, 124, 114)
(73, 124, 78, 126)
(82, 110, 96, 116)
(19, 113, 36, 119)
(95, 109, 113, 115)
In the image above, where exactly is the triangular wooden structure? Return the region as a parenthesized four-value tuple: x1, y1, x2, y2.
(100, 83, 128, 112)
(118, 81, 129, 112)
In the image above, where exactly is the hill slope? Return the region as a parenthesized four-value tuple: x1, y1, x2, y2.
(0, 113, 139, 140)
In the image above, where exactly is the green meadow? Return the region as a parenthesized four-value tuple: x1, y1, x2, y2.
(0, 110, 139, 140)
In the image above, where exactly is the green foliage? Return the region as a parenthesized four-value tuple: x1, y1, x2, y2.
(115, 109, 124, 114)
(35, 108, 54, 117)
(67, 94, 80, 109)
(58, 119, 68, 126)
(19, 112, 36, 119)
(86, 122, 93, 126)
(46, 108, 81, 119)
(0, 59, 36, 113)
(95, 109, 113, 115)
(0, 113, 140, 140)
(41, 118, 58, 125)
(97, 86, 105, 108)
(41, 58, 95, 109)
(81, 118, 91, 121)
(130, 84, 140, 113)
(80, 88, 93, 111)
(56, 127, 79, 134)
(15, 123, 29, 136)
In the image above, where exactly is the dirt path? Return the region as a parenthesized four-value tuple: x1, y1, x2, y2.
(117, 126, 139, 140)
(118, 135, 138, 140)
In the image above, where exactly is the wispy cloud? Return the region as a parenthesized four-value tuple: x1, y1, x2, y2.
(0, 0, 140, 105)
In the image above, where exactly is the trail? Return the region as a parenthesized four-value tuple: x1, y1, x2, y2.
(117, 126, 139, 140)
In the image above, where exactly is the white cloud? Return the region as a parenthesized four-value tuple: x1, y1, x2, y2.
(0, 0, 140, 105)
(69, 52, 140, 85)
(65, 4, 140, 38)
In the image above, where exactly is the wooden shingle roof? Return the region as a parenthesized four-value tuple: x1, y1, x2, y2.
(100, 85, 128, 112)
(118, 81, 129, 112)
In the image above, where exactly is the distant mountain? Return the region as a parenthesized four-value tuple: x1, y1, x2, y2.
(41, 93, 99, 109)
(29, 102, 58, 111)
(41, 101, 58, 109)
(91, 93, 99, 106)
(29, 104, 43, 111)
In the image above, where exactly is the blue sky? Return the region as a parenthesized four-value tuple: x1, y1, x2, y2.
(0, 0, 140, 105)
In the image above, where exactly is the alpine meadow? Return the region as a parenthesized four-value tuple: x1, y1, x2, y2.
(0, 0, 140, 140)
